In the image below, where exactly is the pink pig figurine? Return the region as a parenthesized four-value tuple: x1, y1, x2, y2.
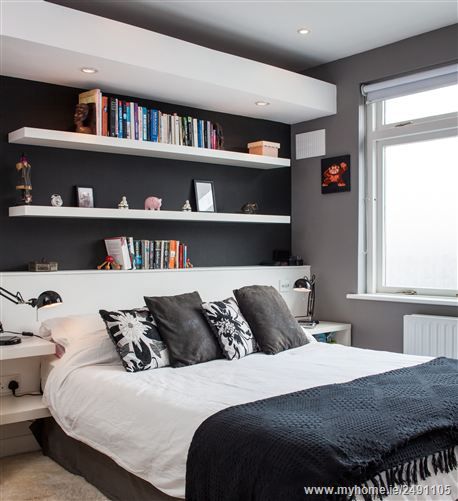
(144, 196, 162, 210)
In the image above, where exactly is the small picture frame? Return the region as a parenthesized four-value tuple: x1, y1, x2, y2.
(76, 186, 95, 208)
(321, 155, 351, 194)
(194, 180, 216, 212)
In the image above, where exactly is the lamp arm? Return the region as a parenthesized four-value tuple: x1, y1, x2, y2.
(307, 284, 316, 318)
(0, 287, 26, 305)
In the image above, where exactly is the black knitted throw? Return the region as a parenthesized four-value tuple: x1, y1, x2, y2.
(186, 357, 458, 501)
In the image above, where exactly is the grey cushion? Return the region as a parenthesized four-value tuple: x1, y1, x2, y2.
(144, 291, 222, 367)
(233, 285, 307, 354)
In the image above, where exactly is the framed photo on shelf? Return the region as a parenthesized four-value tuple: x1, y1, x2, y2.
(194, 180, 216, 212)
(76, 186, 95, 208)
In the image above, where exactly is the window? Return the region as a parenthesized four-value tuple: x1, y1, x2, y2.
(363, 66, 458, 297)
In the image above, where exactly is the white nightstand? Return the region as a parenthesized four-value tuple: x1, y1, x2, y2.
(302, 321, 352, 346)
(0, 336, 55, 426)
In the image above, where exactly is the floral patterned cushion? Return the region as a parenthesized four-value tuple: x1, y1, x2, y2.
(201, 298, 257, 360)
(99, 308, 169, 372)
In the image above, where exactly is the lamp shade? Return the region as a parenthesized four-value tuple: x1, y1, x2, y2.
(31, 290, 63, 309)
(293, 278, 312, 292)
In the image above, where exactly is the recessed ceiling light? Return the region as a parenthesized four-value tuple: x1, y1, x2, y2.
(81, 67, 98, 74)
(255, 101, 270, 106)
(297, 28, 310, 35)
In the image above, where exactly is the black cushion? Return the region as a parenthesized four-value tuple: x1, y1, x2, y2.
(233, 285, 307, 354)
(144, 291, 222, 367)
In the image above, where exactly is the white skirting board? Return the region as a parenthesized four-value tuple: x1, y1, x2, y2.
(0, 266, 310, 333)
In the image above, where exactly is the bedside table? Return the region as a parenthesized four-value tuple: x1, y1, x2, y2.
(0, 336, 55, 426)
(301, 321, 352, 346)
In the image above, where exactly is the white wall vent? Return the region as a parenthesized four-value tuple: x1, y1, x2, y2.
(295, 129, 326, 160)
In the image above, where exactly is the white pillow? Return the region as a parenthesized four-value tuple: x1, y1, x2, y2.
(39, 314, 105, 348)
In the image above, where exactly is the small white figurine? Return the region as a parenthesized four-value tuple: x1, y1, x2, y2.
(51, 194, 63, 207)
(118, 196, 129, 209)
(182, 199, 192, 212)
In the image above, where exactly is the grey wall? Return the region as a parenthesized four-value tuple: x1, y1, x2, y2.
(291, 24, 458, 353)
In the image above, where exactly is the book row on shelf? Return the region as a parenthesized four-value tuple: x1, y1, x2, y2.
(105, 237, 190, 270)
(79, 89, 224, 149)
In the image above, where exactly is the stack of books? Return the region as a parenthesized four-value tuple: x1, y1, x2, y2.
(104, 237, 189, 270)
(79, 89, 224, 149)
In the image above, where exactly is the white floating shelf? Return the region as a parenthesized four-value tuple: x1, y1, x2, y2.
(0, 395, 50, 425)
(9, 205, 291, 224)
(9, 128, 290, 170)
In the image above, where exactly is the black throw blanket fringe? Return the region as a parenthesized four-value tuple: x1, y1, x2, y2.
(186, 357, 458, 501)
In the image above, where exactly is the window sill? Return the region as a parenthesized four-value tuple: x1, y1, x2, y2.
(346, 293, 458, 307)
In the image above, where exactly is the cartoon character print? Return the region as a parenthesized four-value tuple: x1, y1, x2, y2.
(322, 161, 348, 187)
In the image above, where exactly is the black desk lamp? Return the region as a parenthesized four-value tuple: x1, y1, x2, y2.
(0, 287, 62, 344)
(293, 274, 318, 328)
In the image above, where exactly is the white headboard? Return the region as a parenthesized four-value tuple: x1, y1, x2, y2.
(0, 266, 310, 333)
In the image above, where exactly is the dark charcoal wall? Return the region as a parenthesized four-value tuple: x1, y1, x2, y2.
(291, 25, 458, 353)
(0, 77, 291, 271)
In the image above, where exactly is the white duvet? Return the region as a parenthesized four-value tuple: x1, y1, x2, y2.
(44, 333, 457, 500)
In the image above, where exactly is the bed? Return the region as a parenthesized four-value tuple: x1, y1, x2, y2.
(40, 330, 458, 501)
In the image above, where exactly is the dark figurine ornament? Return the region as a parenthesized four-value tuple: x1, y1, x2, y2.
(241, 202, 258, 214)
(16, 153, 32, 205)
(74, 102, 94, 134)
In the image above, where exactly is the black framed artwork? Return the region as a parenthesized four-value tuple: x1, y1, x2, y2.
(194, 180, 216, 212)
(321, 155, 351, 194)
(75, 186, 95, 208)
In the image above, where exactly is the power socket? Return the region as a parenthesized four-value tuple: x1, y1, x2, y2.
(0, 374, 21, 395)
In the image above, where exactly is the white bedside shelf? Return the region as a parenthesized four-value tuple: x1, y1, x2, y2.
(302, 321, 352, 346)
(0, 336, 55, 428)
(9, 205, 291, 225)
(9, 128, 291, 170)
(0, 336, 55, 361)
(0, 395, 50, 426)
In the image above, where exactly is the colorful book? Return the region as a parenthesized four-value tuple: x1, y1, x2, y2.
(109, 97, 117, 137)
(134, 240, 142, 269)
(126, 102, 131, 139)
(169, 240, 177, 269)
(78, 89, 102, 135)
(127, 237, 136, 270)
(101, 96, 108, 136)
(151, 110, 159, 142)
(154, 240, 161, 269)
(104, 237, 132, 270)
(118, 100, 123, 139)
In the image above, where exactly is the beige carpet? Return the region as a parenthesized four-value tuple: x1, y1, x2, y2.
(0, 452, 108, 501)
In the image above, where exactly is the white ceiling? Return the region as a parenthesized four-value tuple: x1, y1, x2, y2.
(50, 0, 458, 71)
(1, 1, 336, 124)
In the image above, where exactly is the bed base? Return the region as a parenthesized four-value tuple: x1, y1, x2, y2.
(31, 418, 179, 501)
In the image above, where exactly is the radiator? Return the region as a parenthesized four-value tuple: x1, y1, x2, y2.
(403, 315, 458, 359)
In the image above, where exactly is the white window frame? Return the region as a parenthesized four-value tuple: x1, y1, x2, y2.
(365, 99, 458, 297)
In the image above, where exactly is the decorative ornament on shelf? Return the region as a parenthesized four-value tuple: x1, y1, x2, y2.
(181, 200, 192, 212)
(28, 260, 59, 272)
(144, 196, 162, 210)
(241, 202, 258, 214)
(16, 153, 32, 205)
(97, 255, 121, 270)
(118, 196, 129, 209)
(247, 140, 280, 158)
(51, 194, 63, 207)
(186, 258, 193, 269)
(74, 103, 94, 134)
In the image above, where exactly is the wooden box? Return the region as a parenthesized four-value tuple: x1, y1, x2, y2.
(247, 140, 280, 157)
